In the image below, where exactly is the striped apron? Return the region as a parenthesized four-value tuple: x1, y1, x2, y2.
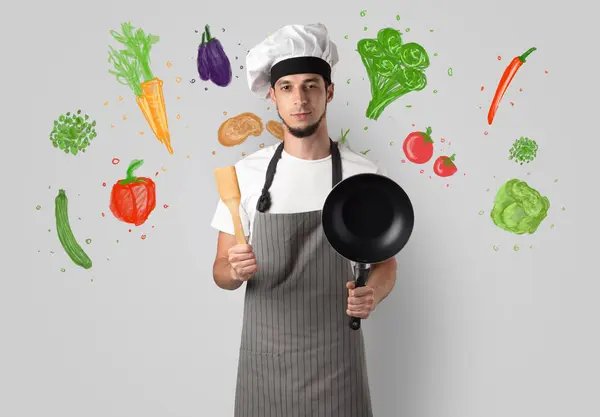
(233, 139, 373, 417)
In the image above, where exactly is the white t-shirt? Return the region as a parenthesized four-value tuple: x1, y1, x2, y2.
(210, 141, 384, 244)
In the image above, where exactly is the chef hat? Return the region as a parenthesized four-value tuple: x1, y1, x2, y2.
(246, 23, 339, 99)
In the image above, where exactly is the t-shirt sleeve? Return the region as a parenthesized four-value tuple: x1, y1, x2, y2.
(210, 197, 251, 237)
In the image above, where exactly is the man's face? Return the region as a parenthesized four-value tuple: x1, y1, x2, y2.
(269, 73, 334, 138)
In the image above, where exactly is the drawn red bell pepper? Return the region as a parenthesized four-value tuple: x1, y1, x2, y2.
(109, 159, 156, 226)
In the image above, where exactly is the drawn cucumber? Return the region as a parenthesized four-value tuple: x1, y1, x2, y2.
(55, 189, 92, 269)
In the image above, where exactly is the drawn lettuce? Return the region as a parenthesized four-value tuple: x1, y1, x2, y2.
(357, 28, 429, 120)
(490, 179, 550, 234)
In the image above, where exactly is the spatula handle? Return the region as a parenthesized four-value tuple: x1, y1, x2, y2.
(232, 211, 247, 245)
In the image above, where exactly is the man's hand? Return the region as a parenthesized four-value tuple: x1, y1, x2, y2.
(346, 280, 376, 319)
(228, 244, 258, 282)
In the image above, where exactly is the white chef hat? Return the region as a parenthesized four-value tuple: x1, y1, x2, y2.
(246, 23, 339, 99)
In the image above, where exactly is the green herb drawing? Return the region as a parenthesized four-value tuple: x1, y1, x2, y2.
(50, 110, 97, 155)
(509, 136, 538, 164)
(490, 179, 550, 235)
(338, 128, 350, 144)
(357, 27, 430, 120)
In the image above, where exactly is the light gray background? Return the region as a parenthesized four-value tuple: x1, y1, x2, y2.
(2, 0, 598, 415)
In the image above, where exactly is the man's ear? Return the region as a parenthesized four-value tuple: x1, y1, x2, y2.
(269, 87, 276, 103)
(327, 82, 334, 103)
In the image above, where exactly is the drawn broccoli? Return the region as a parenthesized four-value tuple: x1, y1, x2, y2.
(50, 110, 97, 155)
(357, 28, 430, 120)
(509, 136, 538, 165)
(490, 179, 550, 235)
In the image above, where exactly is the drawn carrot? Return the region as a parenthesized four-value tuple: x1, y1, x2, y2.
(487, 47, 536, 125)
(108, 22, 173, 154)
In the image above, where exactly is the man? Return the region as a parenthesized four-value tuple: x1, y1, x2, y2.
(211, 22, 398, 417)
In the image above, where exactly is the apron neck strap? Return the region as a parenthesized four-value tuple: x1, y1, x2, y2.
(256, 138, 342, 212)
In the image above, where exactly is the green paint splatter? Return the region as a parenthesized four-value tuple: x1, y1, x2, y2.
(396, 14, 401, 20)
(478, 210, 484, 215)
(364, 26, 368, 31)
(430, 29, 435, 32)
(364, 126, 368, 130)
(433, 89, 438, 94)
(406, 104, 412, 108)
(405, 28, 410, 32)
(357, 27, 430, 120)
(434, 52, 438, 56)
(61, 268, 66, 272)
(509, 136, 538, 165)
(513, 244, 520, 251)
(493, 245, 499, 251)
(36, 205, 41, 210)
(85, 238, 92, 244)
(448, 67, 453, 76)
(491, 179, 550, 235)
(360, 10, 367, 17)
(344, 35, 349, 39)
(361, 149, 370, 155)
(347, 78, 351, 84)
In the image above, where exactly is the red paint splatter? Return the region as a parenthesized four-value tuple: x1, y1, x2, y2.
(484, 131, 488, 135)
(441, 138, 445, 143)
(101, 212, 105, 217)
(102, 182, 106, 187)
(519, 88, 523, 92)
(141, 234, 147, 240)
(152, 226, 155, 229)
(112, 158, 120, 165)
(420, 169, 424, 174)
(446, 184, 450, 188)
(411, 123, 415, 127)
(155, 171, 159, 176)
(163, 204, 169, 209)
(481, 86, 484, 91)
(510, 102, 514, 106)
(448, 141, 452, 145)
(544, 70, 548, 74)
(401, 159, 406, 163)
(497, 55, 501, 60)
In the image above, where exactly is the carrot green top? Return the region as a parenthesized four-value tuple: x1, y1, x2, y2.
(108, 22, 160, 96)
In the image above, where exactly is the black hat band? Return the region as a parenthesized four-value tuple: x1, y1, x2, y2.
(270, 56, 331, 87)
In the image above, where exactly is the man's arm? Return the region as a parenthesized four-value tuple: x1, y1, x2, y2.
(212, 232, 245, 291)
(366, 257, 398, 308)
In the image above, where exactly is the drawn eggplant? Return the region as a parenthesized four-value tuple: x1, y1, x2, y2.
(196, 24, 232, 87)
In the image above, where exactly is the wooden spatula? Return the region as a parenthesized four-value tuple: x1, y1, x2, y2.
(214, 166, 247, 245)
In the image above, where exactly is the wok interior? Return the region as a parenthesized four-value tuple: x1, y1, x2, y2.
(323, 174, 414, 263)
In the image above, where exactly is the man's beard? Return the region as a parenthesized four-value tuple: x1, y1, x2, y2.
(278, 105, 327, 138)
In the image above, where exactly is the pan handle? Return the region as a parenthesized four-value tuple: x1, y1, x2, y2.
(349, 263, 371, 331)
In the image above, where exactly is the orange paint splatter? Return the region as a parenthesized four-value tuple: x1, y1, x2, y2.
(510, 102, 515, 106)
(111, 124, 115, 128)
(176, 76, 182, 83)
(212, 151, 216, 155)
(176, 114, 181, 120)
(119, 96, 124, 101)
(112, 158, 120, 165)
(122, 115, 127, 120)
(497, 55, 501, 60)
(166, 61, 173, 68)
(138, 131, 144, 135)
(177, 96, 181, 100)
(186, 154, 191, 159)
(129, 229, 132, 233)
(104, 101, 109, 106)
(141, 234, 147, 240)
(519, 88, 523, 92)
(223, 111, 228, 115)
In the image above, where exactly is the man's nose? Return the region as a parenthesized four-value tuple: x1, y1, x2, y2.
(293, 89, 308, 105)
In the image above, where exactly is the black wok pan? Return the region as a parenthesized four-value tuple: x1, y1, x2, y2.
(321, 173, 415, 330)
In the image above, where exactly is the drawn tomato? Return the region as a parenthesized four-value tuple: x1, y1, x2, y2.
(433, 154, 458, 177)
(109, 159, 156, 226)
(402, 126, 434, 164)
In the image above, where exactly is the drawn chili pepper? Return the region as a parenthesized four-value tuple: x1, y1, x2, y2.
(487, 47, 536, 125)
(196, 24, 232, 87)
